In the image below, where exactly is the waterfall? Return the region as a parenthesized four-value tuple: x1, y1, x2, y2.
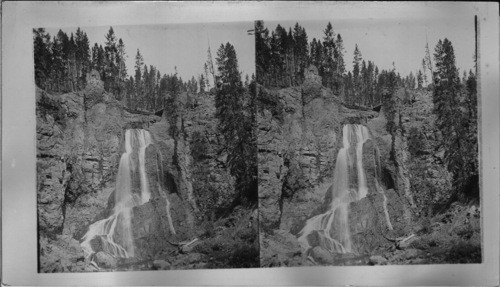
(138, 129, 152, 204)
(297, 124, 370, 255)
(81, 129, 153, 259)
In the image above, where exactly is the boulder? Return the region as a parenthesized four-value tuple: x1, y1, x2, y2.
(403, 248, 421, 260)
(369, 255, 388, 265)
(152, 259, 171, 270)
(260, 229, 306, 267)
(310, 246, 334, 264)
(94, 251, 117, 268)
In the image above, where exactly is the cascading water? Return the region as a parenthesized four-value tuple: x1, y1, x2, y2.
(138, 129, 152, 204)
(297, 124, 371, 255)
(81, 129, 153, 259)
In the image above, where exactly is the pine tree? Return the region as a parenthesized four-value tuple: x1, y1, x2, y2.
(206, 43, 216, 88)
(203, 63, 211, 90)
(421, 58, 428, 86)
(199, 74, 206, 93)
(117, 39, 127, 82)
(215, 42, 257, 205)
(322, 22, 336, 90)
(103, 27, 119, 93)
(293, 23, 308, 84)
(75, 28, 91, 89)
(133, 49, 144, 110)
(433, 38, 478, 197)
(33, 28, 53, 89)
(255, 20, 270, 85)
(417, 70, 423, 89)
(424, 40, 434, 80)
(352, 44, 362, 104)
(335, 34, 346, 94)
(142, 65, 149, 110)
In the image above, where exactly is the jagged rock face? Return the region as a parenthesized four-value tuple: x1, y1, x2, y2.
(149, 92, 236, 223)
(83, 70, 106, 109)
(258, 83, 342, 233)
(397, 89, 452, 215)
(348, 189, 407, 254)
(367, 88, 453, 218)
(362, 139, 382, 195)
(127, 91, 237, 258)
(36, 88, 160, 271)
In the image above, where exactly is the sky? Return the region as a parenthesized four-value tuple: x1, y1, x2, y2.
(264, 17, 476, 79)
(44, 12, 475, 84)
(46, 21, 255, 85)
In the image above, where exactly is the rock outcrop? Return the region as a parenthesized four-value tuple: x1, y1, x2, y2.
(37, 86, 160, 272)
(37, 83, 253, 271)
(258, 72, 342, 234)
(258, 67, 413, 266)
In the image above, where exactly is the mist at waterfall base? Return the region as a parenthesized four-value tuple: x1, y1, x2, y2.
(81, 129, 172, 261)
(297, 124, 387, 258)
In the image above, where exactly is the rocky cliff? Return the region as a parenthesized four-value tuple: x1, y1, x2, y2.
(37, 79, 159, 271)
(258, 67, 410, 267)
(37, 75, 257, 272)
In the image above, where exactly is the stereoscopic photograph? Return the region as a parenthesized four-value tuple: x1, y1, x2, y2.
(5, 2, 495, 286)
(256, 17, 481, 267)
(34, 22, 258, 272)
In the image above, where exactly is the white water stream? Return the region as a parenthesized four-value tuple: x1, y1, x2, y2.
(81, 129, 153, 259)
(297, 124, 371, 254)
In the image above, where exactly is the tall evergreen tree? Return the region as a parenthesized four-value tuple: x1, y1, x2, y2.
(433, 38, 478, 197)
(417, 70, 423, 89)
(322, 22, 336, 90)
(215, 42, 257, 205)
(133, 49, 144, 110)
(421, 58, 428, 86)
(75, 28, 91, 89)
(352, 44, 363, 104)
(33, 28, 53, 89)
(199, 74, 206, 93)
(103, 27, 119, 93)
(292, 23, 309, 84)
(255, 20, 270, 85)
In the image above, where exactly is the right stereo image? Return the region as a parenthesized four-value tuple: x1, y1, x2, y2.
(255, 17, 481, 267)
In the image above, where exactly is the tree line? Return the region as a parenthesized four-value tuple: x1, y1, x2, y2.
(255, 21, 464, 108)
(34, 27, 208, 112)
(34, 26, 257, 212)
(255, 20, 478, 202)
(382, 37, 478, 202)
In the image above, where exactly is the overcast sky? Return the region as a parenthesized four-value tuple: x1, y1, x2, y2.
(46, 21, 255, 85)
(264, 17, 476, 79)
(44, 10, 475, 84)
